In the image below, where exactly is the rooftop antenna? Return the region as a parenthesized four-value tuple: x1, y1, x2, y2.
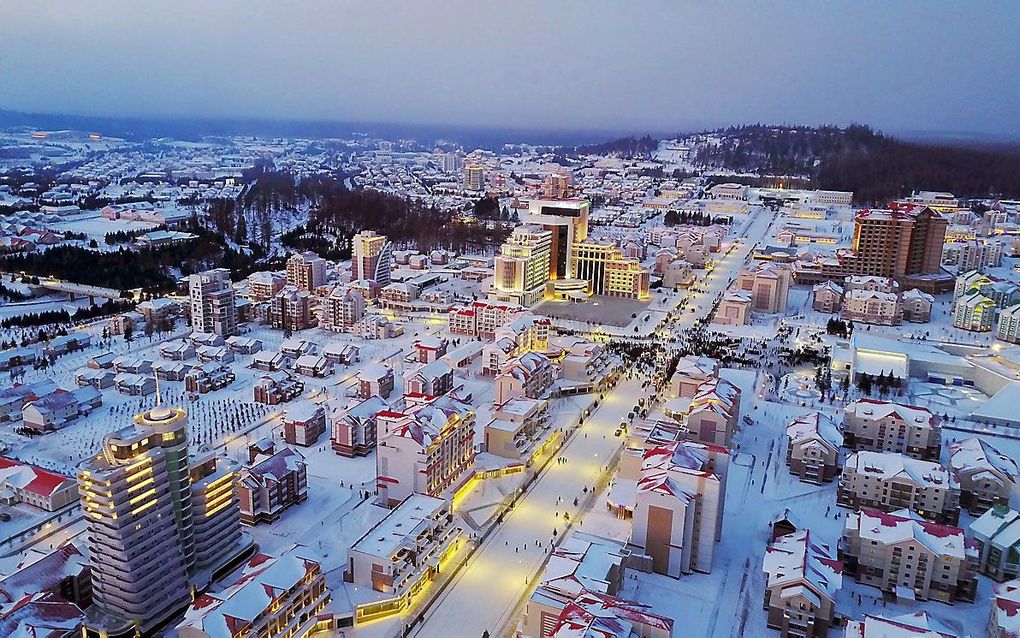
(154, 371, 163, 408)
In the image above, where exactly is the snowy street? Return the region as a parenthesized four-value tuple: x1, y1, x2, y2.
(411, 378, 642, 638)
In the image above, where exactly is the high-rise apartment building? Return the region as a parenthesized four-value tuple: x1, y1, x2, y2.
(849, 207, 948, 281)
(188, 268, 237, 336)
(267, 285, 313, 331)
(440, 150, 464, 174)
(79, 404, 245, 637)
(285, 251, 327, 291)
(320, 286, 366, 332)
(351, 230, 393, 286)
(463, 165, 485, 191)
(492, 225, 552, 307)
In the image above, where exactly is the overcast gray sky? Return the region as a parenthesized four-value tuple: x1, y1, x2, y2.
(2, 1, 1019, 137)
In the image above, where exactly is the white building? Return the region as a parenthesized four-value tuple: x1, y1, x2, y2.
(630, 441, 728, 575)
(188, 268, 237, 336)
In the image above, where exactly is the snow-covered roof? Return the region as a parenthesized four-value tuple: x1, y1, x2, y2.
(847, 509, 967, 560)
(0, 458, 74, 498)
(993, 580, 1020, 638)
(763, 529, 842, 601)
(549, 590, 673, 638)
(845, 400, 936, 430)
(949, 437, 1019, 480)
(178, 547, 320, 638)
(245, 448, 304, 484)
(350, 493, 449, 559)
(844, 451, 956, 490)
(844, 611, 961, 638)
(786, 411, 843, 448)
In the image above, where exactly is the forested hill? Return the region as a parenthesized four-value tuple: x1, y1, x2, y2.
(694, 124, 1020, 204)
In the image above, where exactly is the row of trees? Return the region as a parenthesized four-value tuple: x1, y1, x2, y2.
(663, 209, 727, 227)
(0, 220, 266, 292)
(0, 298, 135, 329)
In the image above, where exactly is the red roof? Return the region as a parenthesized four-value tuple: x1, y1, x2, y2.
(0, 457, 72, 497)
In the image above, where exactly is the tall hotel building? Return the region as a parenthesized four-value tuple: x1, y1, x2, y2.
(492, 226, 552, 307)
(526, 198, 590, 281)
(79, 404, 246, 637)
(188, 268, 237, 336)
(851, 207, 947, 280)
(351, 230, 394, 286)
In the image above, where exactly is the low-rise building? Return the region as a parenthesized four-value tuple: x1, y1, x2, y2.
(238, 448, 308, 525)
(177, 547, 330, 638)
(282, 401, 326, 447)
(347, 494, 463, 612)
(953, 292, 996, 331)
(184, 362, 235, 394)
(785, 412, 843, 484)
(330, 396, 387, 457)
(485, 397, 550, 459)
(812, 281, 843, 313)
(762, 529, 842, 638)
(839, 508, 977, 603)
(404, 360, 455, 397)
(969, 506, 1020, 582)
(359, 363, 395, 400)
(991, 580, 1020, 638)
(253, 371, 304, 405)
(495, 351, 555, 404)
(840, 289, 903, 325)
(901, 289, 934, 323)
(713, 291, 751, 325)
(736, 263, 791, 313)
(837, 451, 960, 524)
(0, 457, 77, 511)
(844, 612, 963, 638)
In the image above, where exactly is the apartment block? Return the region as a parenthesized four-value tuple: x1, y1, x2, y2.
(268, 285, 313, 331)
(375, 395, 475, 507)
(762, 529, 843, 638)
(177, 547, 330, 638)
(448, 300, 526, 340)
(285, 250, 327, 291)
(330, 396, 387, 457)
(950, 437, 1020, 516)
(991, 580, 1020, 638)
(188, 268, 237, 336)
(970, 506, 1020, 582)
(837, 451, 960, 524)
(736, 263, 791, 313)
(347, 494, 463, 616)
(631, 441, 729, 575)
(839, 508, 977, 603)
(495, 351, 555, 404)
(238, 448, 308, 525)
(954, 292, 997, 331)
(320, 286, 365, 332)
(842, 399, 941, 461)
(785, 412, 843, 484)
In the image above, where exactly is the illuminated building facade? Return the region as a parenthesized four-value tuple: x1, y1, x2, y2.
(352, 230, 393, 286)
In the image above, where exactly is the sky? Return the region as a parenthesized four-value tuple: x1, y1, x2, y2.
(2, 1, 1019, 138)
